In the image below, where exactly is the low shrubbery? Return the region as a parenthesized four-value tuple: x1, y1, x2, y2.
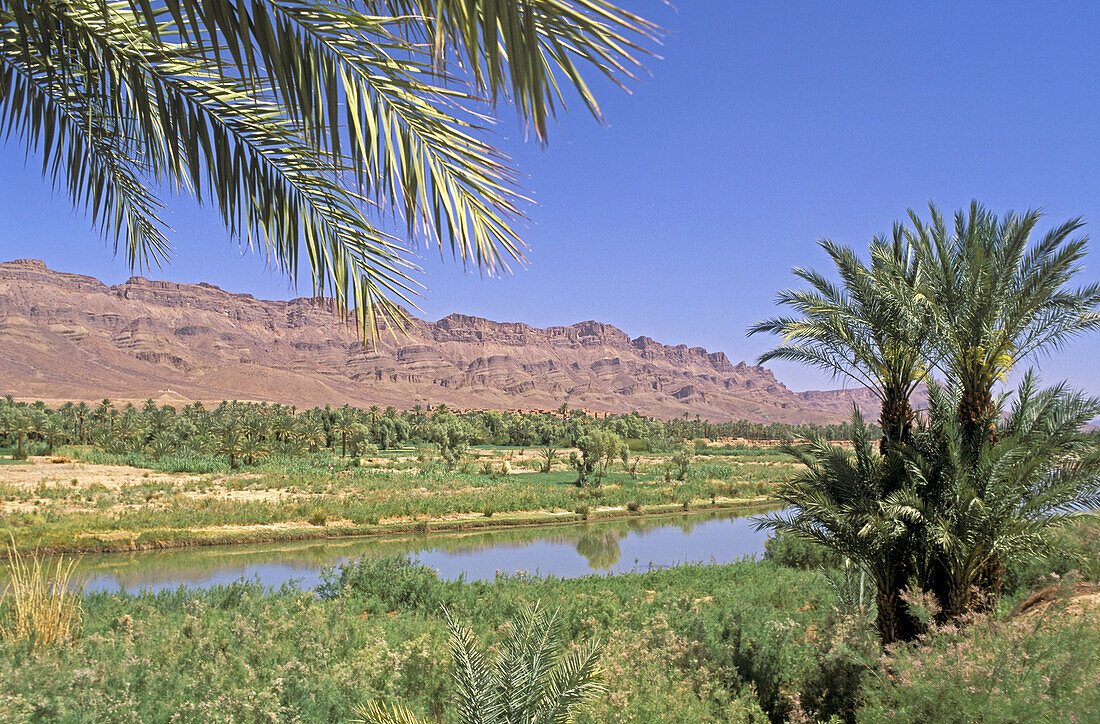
(2, 544, 1098, 722)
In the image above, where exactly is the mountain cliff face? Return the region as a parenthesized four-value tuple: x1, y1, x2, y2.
(0, 259, 877, 423)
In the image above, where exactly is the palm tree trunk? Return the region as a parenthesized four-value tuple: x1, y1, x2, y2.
(957, 384, 1004, 609)
(875, 566, 920, 644)
(971, 556, 1004, 613)
(958, 385, 996, 450)
(878, 386, 915, 456)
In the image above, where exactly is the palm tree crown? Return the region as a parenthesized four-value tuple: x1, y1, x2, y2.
(905, 201, 1100, 444)
(749, 228, 933, 450)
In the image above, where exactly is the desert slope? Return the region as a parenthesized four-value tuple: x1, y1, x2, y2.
(0, 259, 876, 423)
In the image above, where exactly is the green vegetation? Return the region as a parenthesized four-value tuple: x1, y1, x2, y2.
(3, 200, 1099, 720)
(3, 515, 1098, 723)
(0, 399, 810, 553)
(355, 603, 606, 724)
(0, 545, 82, 650)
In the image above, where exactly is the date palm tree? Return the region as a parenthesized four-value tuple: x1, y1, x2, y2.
(0, 0, 655, 338)
(906, 202, 1100, 598)
(38, 414, 64, 454)
(756, 202, 1100, 638)
(750, 228, 932, 642)
(757, 413, 919, 643)
(750, 228, 932, 452)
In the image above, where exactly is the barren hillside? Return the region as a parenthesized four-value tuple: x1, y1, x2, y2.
(0, 259, 877, 423)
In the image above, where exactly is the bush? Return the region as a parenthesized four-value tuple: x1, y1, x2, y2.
(308, 510, 328, 527)
(858, 610, 1100, 722)
(1002, 516, 1100, 597)
(764, 531, 841, 570)
(627, 500, 641, 512)
(317, 557, 449, 612)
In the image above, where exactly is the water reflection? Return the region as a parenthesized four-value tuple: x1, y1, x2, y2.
(575, 529, 622, 570)
(18, 507, 775, 593)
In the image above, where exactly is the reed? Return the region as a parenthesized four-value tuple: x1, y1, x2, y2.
(1, 542, 82, 649)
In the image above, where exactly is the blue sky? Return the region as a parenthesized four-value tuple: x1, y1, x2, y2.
(1, 1, 1098, 395)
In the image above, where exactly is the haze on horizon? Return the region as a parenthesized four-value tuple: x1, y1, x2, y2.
(1, 0, 1098, 396)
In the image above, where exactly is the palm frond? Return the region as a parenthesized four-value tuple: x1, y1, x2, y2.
(0, 0, 656, 338)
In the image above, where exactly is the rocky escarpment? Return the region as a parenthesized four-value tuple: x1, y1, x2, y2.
(0, 259, 878, 423)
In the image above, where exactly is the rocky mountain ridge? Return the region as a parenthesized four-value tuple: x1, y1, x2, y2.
(0, 259, 877, 423)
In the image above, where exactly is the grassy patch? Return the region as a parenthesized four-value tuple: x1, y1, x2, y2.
(1, 447, 789, 553)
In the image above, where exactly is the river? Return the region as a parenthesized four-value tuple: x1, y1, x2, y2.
(41, 508, 776, 593)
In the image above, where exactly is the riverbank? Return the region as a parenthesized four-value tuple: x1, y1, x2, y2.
(4, 550, 1098, 723)
(9, 498, 777, 557)
(0, 446, 791, 554)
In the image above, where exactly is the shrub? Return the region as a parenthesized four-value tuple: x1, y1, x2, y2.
(858, 609, 1100, 722)
(308, 510, 328, 527)
(574, 504, 590, 520)
(317, 557, 449, 612)
(764, 531, 841, 570)
(626, 500, 641, 512)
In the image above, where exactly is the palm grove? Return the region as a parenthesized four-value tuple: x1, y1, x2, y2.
(752, 201, 1100, 644)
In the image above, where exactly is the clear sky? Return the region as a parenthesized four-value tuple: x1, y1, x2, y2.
(1, 1, 1098, 395)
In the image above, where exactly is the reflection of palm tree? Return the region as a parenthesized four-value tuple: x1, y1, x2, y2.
(575, 529, 622, 570)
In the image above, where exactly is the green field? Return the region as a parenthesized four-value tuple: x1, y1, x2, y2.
(0, 444, 793, 553)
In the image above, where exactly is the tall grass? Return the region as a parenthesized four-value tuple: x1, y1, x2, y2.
(1, 544, 82, 649)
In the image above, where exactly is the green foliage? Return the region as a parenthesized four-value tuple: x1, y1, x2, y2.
(904, 377, 1100, 619)
(671, 443, 694, 480)
(764, 531, 841, 571)
(573, 429, 624, 486)
(356, 603, 606, 724)
(752, 201, 1100, 643)
(858, 607, 1100, 723)
(317, 556, 449, 613)
(4, 549, 1100, 722)
(1002, 516, 1100, 598)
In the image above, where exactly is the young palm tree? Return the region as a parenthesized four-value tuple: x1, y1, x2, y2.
(0, 0, 656, 338)
(215, 428, 246, 470)
(145, 433, 178, 461)
(903, 374, 1100, 619)
(38, 415, 65, 455)
(355, 603, 605, 724)
(301, 416, 327, 454)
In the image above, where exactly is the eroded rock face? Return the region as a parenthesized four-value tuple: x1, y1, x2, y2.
(0, 260, 877, 422)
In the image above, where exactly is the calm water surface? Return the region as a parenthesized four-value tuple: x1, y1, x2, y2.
(58, 508, 775, 593)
